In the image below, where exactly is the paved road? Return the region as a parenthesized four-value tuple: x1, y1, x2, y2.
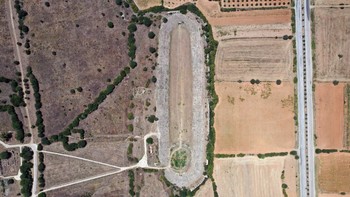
(295, 0, 316, 196)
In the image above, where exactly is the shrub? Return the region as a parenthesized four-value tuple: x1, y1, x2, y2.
(162, 17, 168, 23)
(44, 2, 50, 7)
(128, 23, 137, 33)
(151, 76, 157, 83)
(293, 77, 298, 84)
(77, 87, 83, 92)
(146, 137, 153, 144)
(282, 183, 288, 189)
(333, 80, 339, 86)
(276, 79, 282, 85)
(127, 124, 134, 132)
(130, 61, 137, 69)
(148, 32, 155, 39)
(147, 115, 158, 123)
(115, 0, 122, 5)
(107, 22, 114, 28)
(250, 79, 256, 84)
(127, 113, 134, 120)
(0, 151, 12, 159)
(149, 47, 156, 53)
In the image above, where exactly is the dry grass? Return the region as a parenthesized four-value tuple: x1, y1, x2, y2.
(46, 171, 129, 197)
(140, 172, 168, 197)
(24, 0, 132, 135)
(215, 38, 293, 82)
(0, 147, 20, 177)
(43, 153, 116, 189)
(315, 83, 345, 149)
(196, 0, 291, 26)
(314, 8, 350, 81)
(214, 156, 290, 197)
(164, 0, 193, 9)
(214, 82, 295, 154)
(195, 179, 214, 197)
(317, 153, 350, 194)
(134, 0, 162, 10)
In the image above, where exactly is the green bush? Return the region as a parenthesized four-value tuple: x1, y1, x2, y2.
(127, 113, 134, 120)
(0, 151, 12, 159)
(107, 21, 114, 28)
(127, 124, 134, 132)
(146, 137, 153, 144)
(148, 32, 155, 39)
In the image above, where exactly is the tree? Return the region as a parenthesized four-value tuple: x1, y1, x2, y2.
(162, 17, 168, 23)
(333, 80, 339, 86)
(107, 22, 114, 28)
(146, 138, 153, 144)
(151, 76, 157, 83)
(130, 61, 137, 69)
(128, 23, 137, 33)
(127, 113, 134, 120)
(38, 193, 46, 197)
(38, 163, 45, 172)
(0, 132, 12, 141)
(148, 32, 155, 39)
(143, 17, 152, 27)
(282, 183, 288, 189)
(250, 79, 256, 84)
(0, 151, 12, 159)
(149, 47, 156, 54)
(115, 0, 122, 5)
(78, 140, 87, 148)
(276, 79, 282, 85)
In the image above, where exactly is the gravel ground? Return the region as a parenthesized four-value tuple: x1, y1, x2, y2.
(155, 12, 209, 188)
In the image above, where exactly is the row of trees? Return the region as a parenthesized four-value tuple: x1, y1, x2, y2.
(19, 147, 34, 197)
(0, 105, 25, 142)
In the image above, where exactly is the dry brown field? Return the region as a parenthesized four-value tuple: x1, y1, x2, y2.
(0, 112, 13, 133)
(23, 0, 132, 136)
(134, 0, 162, 10)
(195, 179, 214, 197)
(317, 153, 350, 194)
(46, 171, 129, 197)
(315, 83, 345, 149)
(213, 23, 292, 40)
(314, 8, 350, 81)
(0, 0, 17, 80)
(215, 38, 293, 82)
(221, 0, 291, 10)
(140, 172, 168, 197)
(45, 136, 138, 167)
(314, 0, 350, 6)
(164, 0, 193, 8)
(169, 25, 193, 147)
(43, 153, 116, 189)
(0, 179, 20, 197)
(320, 194, 350, 197)
(213, 156, 297, 197)
(196, 0, 291, 26)
(214, 82, 295, 154)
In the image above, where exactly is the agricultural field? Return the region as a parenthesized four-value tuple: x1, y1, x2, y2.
(196, 0, 291, 26)
(314, 8, 350, 81)
(214, 82, 295, 154)
(213, 23, 292, 40)
(215, 38, 293, 82)
(315, 83, 346, 149)
(220, 0, 291, 10)
(317, 153, 350, 195)
(213, 156, 297, 197)
(313, 0, 350, 6)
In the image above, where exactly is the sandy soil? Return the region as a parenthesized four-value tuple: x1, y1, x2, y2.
(214, 82, 295, 154)
(317, 153, 350, 194)
(213, 23, 292, 40)
(314, 8, 350, 81)
(214, 157, 286, 197)
(196, 0, 291, 26)
(315, 83, 345, 149)
(134, 0, 162, 10)
(140, 173, 168, 197)
(215, 38, 293, 82)
(169, 24, 193, 147)
(195, 179, 214, 197)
